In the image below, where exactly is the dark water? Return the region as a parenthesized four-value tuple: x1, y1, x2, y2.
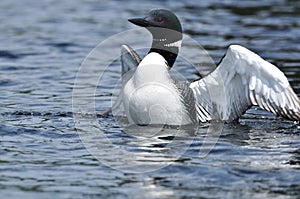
(1, 0, 300, 198)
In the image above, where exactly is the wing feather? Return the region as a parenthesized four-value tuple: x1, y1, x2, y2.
(121, 45, 141, 85)
(190, 45, 300, 121)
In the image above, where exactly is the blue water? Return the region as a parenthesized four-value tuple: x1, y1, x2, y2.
(1, 0, 300, 198)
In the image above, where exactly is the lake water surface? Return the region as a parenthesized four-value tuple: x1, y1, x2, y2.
(1, 0, 300, 198)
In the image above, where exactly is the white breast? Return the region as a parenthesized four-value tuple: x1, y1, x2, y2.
(123, 52, 191, 125)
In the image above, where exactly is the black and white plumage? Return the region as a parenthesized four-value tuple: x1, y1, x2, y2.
(122, 51, 197, 125)
(121, 9, 300, 125)
(190, 45, 300, 122)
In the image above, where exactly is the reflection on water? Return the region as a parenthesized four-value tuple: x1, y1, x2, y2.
(1, 0, 300, 198)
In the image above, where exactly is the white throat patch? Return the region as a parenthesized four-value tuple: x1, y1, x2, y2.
(164, 40, 182, 48)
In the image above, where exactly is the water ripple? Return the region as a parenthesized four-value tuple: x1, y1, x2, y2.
(0, 0, 300, 198)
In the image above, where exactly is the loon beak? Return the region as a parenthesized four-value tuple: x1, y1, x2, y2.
(128, 17, 151, 27)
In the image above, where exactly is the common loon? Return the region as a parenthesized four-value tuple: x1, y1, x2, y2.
(120, 9, 300, 125)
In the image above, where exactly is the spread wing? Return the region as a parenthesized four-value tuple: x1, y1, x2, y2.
(109, 45, 141, 118)
(190, 45, 300, 122)
(121, 44, 141, 85)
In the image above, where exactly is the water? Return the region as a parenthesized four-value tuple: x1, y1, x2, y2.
(1, 0, 300, 198)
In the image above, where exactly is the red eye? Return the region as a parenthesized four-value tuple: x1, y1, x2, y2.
(156, 17, 164, 23)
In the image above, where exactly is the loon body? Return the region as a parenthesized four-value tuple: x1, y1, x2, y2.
(121, 9, 300, 125)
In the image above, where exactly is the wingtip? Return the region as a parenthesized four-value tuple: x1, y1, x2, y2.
(228, 44, 246, 51)
(121, 44, 131, 54)
(121, 44, 141, 63)
(227, 45, 254, 57)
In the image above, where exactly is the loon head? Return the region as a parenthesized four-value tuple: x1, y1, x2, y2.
(128, 9, 182, 67)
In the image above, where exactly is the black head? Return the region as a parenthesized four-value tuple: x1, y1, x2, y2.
(128, 9, 182, 67)
(128, 9, 182, 34)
